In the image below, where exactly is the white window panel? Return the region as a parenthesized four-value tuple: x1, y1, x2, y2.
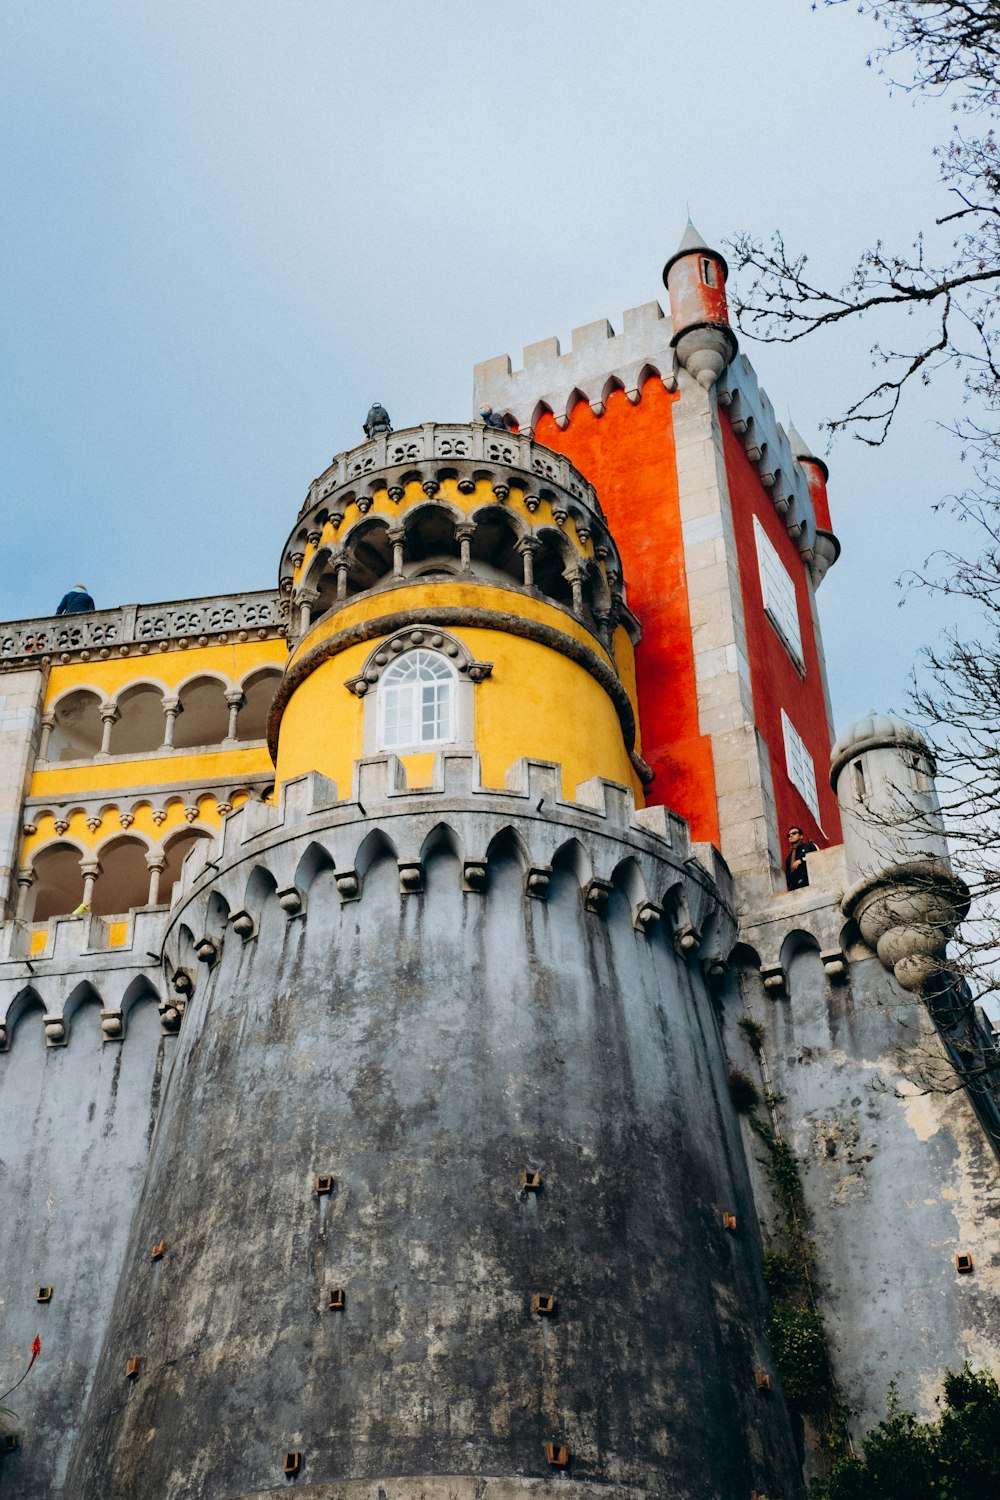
(754, 517, 803, 666)
(781, 709, 820, 822)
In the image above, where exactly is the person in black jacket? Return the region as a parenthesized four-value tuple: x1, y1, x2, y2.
(784, 826, 818, 890)
(55, 585, 95, 615)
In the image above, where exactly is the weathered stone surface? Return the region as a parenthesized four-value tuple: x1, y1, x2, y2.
(66, 778, 803, 1500)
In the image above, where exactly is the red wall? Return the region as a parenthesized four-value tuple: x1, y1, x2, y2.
(534, 382, 720, 844)
(720, 411, 841, 847)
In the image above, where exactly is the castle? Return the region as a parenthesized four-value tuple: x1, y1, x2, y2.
(0, 225, 998, 1500)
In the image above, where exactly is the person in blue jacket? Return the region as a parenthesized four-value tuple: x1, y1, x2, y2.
(55, 585, 95, 615)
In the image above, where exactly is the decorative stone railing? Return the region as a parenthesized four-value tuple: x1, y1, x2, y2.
(299, 422, 603, 521)
(0, 590, 286, 665)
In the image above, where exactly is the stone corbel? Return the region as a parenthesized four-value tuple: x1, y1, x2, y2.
(526, 867, 551, 900)
(584, 878, 612, 917)
(821, 949, 848, 983)
(230, 909, 256, 940)
(760, 963, 787, 998)
(43, 1015, 66, 1048)
(633, 901, 662, 934)
(398, 861, 423, 894)
(463, 860, 488, 892)
(278, 886, 303, 915)
(101, 1009, 124, 1042)
(334, 869, 360, 902)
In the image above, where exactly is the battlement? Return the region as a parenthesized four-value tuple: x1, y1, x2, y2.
(473, 302, 676, 431)
(164, 752, 736, 981)
(717, 354, 825, 572)
(0, 901, 168, 1049)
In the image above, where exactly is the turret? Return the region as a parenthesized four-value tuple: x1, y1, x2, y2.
(662, 220, 737, 388)
(788, 423, 840, 585)
(832, 713, 968, 992)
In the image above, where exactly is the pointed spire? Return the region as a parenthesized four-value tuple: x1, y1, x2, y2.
(662, 217, 729, 282)
(788, 422, 829, 481)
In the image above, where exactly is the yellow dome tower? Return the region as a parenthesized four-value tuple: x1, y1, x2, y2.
(273, 422, 651, 801)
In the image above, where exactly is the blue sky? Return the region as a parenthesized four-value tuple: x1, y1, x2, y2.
(1, 0, 973, 730)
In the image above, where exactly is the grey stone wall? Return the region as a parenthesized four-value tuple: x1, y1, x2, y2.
(0, 991, 171, 1498)
(0, 669, 44, 912)
(730, 878, 1000, 1439)
(66, 762, 804, 1500)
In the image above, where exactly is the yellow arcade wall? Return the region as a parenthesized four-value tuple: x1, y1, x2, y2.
(276, 584, 643, 803)
(23, 637, 285, 863)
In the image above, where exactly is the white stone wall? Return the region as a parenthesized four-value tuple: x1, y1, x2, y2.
(0, 668, 43, 913)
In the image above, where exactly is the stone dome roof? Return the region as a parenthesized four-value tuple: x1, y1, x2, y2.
(830, 712, 934, 783)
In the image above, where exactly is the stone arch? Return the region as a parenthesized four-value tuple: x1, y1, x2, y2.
(29, 840, 87, 921)
(160, 827, 214, 906)
(601, 374, 626, 406)
(485, 825, 531, 873)
(236, 667, 282, 743)
(564, 387, 591, 422)
(342, 518, 393, 599)
(419, 822, 464, 864)
(293, 841, 336, 894)
(531, 527, 576, 608)
(4, 984, 45, 1036)
(110, 680, 168, 755)
(354, 827, 399, 881)
(204, 889, 231, 942)
(173, 675, 230, 750)
(421, 823, 463, 890)
(402, 501, 463, 574)
(728, 941, 763, 973)
(47, 686, 103, 761)
(63, 979, 104, 1036)
(468, 503, 524, 584)
(551, 837, 593, 888)
(529, 399, 554, 433)
(638, 363, 665, 392)
(243, 864, 278, 912)
(778, 928, 822, 971)
(610, 855, 649, 908)
(121, 973, 161, 1022)
(92, 835, 152, 917)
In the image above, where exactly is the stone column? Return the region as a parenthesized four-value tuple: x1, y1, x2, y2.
(145, 852, 167, 907)
(98, 704, 119, 758)
(223, 690, 245, 745)
(38, 712, 55, 762)
(335, 561, 349, 601)
(388, 526, 406, 580)
(14, 866, 34, 921)
(455, 522, 477, 574)
(162, 698, 181, 748)
(566, 568, 584, 618)
(516, 536, 539, 588)
(79, 858, 101, 909)
(296, 588, 319, 636)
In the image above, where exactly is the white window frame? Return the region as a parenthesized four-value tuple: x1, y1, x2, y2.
(754, 517, 803, 667)
(781, 709, 821, 823)
(377, 649, 458, 752)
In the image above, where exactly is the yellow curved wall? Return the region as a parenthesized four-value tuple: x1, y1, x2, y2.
(277, 581, 642, 803)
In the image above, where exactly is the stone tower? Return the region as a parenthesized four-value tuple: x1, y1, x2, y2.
(1, 226, 999, 1500)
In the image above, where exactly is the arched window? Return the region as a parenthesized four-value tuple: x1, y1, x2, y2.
(378, 650, 456, 751)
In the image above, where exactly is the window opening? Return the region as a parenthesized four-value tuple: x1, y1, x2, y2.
(781, 709, 820, 822)
(378, 650, 456, 751)
(701, 257, 717, 288)
(852, 758, 867, 803)
(754, 517, 804, 666)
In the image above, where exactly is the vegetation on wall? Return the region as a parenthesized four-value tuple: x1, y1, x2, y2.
(751, 1114, 848, 1448)
(811, 1365, 1000, 1499)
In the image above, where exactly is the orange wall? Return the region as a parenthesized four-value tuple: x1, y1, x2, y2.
(720, 412, 841, 847)
(535, 382, 719, 843)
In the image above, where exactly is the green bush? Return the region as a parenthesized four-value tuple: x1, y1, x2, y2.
(767, 1300, 831, 1412)
(812, 1367, 1000, 1498)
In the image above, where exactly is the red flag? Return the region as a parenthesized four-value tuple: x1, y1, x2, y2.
(29, 1337, 40, 1364)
